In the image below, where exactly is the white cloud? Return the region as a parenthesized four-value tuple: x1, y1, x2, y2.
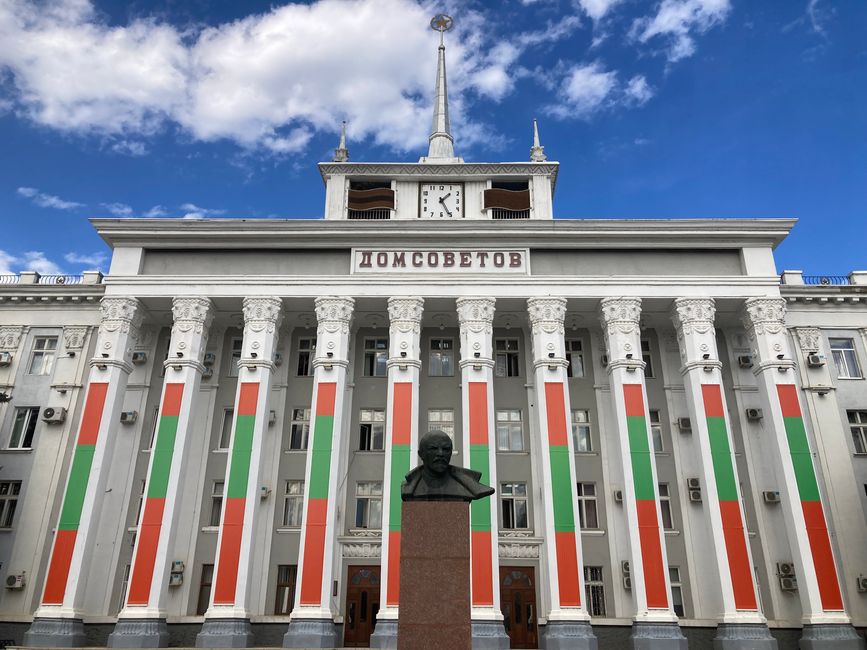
(101, 202, 133, 216)
(16, 186, 83, 210)
(0, 251, 16, 275)
(179, 203, 226, 219)
(64, 251, 107, 268)
(547, 62, 617, 118)
(575, 0, 624, 21)
(19, 251, 64, 275)
(110, 140, 148, 156)
(624, 75, 654, 105)
(143, 205, 168, 218)
(631, 0, 731, 62)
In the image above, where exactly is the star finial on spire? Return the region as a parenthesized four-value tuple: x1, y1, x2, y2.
(333, 121, 349, 162)
(425, 14, 457, 161)
(530, 118, 547, 162)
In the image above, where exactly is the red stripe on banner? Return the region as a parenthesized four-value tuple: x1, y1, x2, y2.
(471, 530, 494, 606)
(701, 384, 725, 418)
(554, 531, 581, 606)
(636, 500, 668, 609)
(127, 497, 166, 605)
(392, 383, 412, 446)
(802, 501, 844, 611)
(544, 383, 569, 447)
(77, 382, 108, 446)
(719, 501, 758, 610)
(777, 384, 802, 418)
(214, 498, 246, 604)
(386, 530, 401, 606)
(623, 384, 646, 417)
(468, 382, 489, 446)
(236, 382, 259, 417)
(315, 382, 336, 417)
(299, 499, 328, 605)
(42, 529, 78, 604)
(161, 383, 184, 417)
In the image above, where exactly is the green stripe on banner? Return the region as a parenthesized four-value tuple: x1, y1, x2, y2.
(227, 415, 255, 498)
(549, 447, 575, 532)
(626, 416, 655, 500)
(389, 445, 410, 531)
(147, 415, 179, 498)
(783, 416, 820, 502)
(57, 445, 95, 530)
(470, 444, 491, 531)
(706, 416, 738, 501)
(308, 415, 334, 500)
(469, 445, 490, 484)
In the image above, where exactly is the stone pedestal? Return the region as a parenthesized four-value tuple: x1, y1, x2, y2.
(23, 617, 86, 648)
(397, 501, 471, 650)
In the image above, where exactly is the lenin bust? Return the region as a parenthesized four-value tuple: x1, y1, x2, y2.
(401, 430, 494, 502)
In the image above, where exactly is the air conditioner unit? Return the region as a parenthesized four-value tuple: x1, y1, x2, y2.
(746, 408, 763, 421)
(120, 411, 138, 425)
(131, 351, 147, 365)
(274, 352, 283, 367)
(171, 560, 185, 573)
(168, 572, 183, 587)
(621, 560, 630, 575)
(600, 354, 609, 367)
(613, 489, 623, 503)
(689, 489, 702, 503)
(763, 490, 780, 504)
(5, 573, 25, 590)
(677, 417, 692, 433)
(686, 477, 701, 490)
(806, 353, 825, 368)
(857, 577, 867, 593)
(777, 562, 796, 577)
(622, 576, 632, 590)
(203, 352, 216, 366)
(269, 410, 277, 426)
(42, 407, 67, 424)
(0, 351, 13, 366)
(737, 355, 754, 369)
(779, 576, 798, 592)
(202, 367, 214, 379)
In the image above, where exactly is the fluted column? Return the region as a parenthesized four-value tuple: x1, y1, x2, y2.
(197, 297, 284, 647)
(599, 297, 686, 650)
(26, 298, 144, 648)
(109, 297, 215, 648)
(527, 298, 596, 650)
(456, 297, 510, 649)
(369, 297, 424, 649)
(671, 298, 776, 650)
(742, 298, 863, 650)
(283, 297, 354, 649)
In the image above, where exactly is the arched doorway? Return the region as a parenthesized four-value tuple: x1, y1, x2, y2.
(344, 566, 381, 647)
(499, 567, 538, 649)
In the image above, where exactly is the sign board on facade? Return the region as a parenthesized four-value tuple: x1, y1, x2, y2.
(352, 249, 528, 274)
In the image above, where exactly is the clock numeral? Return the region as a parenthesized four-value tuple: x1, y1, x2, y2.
(423, 190, 428, 196)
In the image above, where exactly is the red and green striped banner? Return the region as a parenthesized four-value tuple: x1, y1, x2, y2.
(42, 382, 109, 604)
(127, 382, 184, 605)
(700, 384, 757, 610)
(623, 384, 669, 609)
(213, 382, 259, 605)
(386, 382, 412, 606)
(468, 381, 494, 607)
(299, 382, 337, 606)
(777, 384, 844, 611)
(544, 382, 582, 607)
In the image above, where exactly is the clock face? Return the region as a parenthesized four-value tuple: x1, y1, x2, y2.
(419, 183, 463, 218)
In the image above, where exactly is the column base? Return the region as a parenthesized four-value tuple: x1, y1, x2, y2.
(714, 623, 778, 650)
(196, 617, 254, 648)
(369, 619, 398, 649)
(107, 617, 169, 648)
(282, 618, 339, 648)
(542, 620, 598, 650)
(800, 624, 865, 650)
(24, 617, 87, 648)
(471, 620, 510, 650)
(630, 621, 688, 650)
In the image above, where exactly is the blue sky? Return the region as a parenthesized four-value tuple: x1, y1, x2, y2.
(0, 0, 864, 276)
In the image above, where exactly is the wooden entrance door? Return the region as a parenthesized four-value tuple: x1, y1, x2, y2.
(344, 565, 381, 647)
(499, 567, 539, 649)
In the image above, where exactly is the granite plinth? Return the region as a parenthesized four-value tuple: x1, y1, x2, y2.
(799, 624, 865, 650)
(397, 500, 471, 650)
(23, 617, 87, 647)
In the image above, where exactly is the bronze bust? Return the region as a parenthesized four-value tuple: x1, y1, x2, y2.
(401, 430, 494, 502)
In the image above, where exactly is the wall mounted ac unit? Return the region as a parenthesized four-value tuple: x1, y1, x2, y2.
(42, 407, 67, 424)
(806, 353, 825, 367)
(686, 478, 701, 490)
(677, 417, 692, 433)
(622, 576, 632, 590)
(779, 576, 798, 592)
(120, 411, 138, 425)
(857, 577, 867, 593)
(689, 489, 702, 503)
(0, 352, 13, 366)
(131, 351, 147, 365)
(746, 408, 763, 421)
(621, 561, 630, 575)
(763, 490, 780, 504)
(5, 574, 25, 590)
(777, 562, 795, 577)
(737, 355, 754, 369)
(613, 489, 623, 503)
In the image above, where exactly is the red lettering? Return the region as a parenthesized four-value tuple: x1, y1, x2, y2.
(359, 251, 372, 268)
(510, 252, 522, 268)
(412, 252, 424, 267)
(460, 252, 472, 267)
(493, 252, 505, 267)
(392, 252, 406, 267)
(427, 252, 439, 267)
(476, 252, 488, 267)
(443, 251, 455, 267)
(377, 252, 389, 267)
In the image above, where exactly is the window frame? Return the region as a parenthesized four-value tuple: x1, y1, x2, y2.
(496, 409, 524, 452)
(288, 408, 310, 450)
(274, 564, 298, 615)
(576, 482, 599, 529)
(296, 337, 317, 377)
(0, 480, 22, 528)
(830, 338, 863, 379)
(500, 482, 529, 530)
(209, 480, 224, 527)
(583, 566, 606, 616)
(363, 338, 389, 377)
(358, 408, 385, 451)
(848, 410, 867, 454)
(649, 409, 664, 453)
(281, 480, 305, 528)
(641, 339, 654, 378)
(658, 482, 674, 530)
(669, 567, 685, 617)
(428, 337, 455, 377)
(427, 408, 455, 441)
(571, 409, 592, 453)
(354, 481, 383, 529)
(494, 338, 520, 378)
(218, 407, 234, 450)
(565, 339, 585, 378)
(8, 406, 39, 449)
(27, 335, 58, 376)
(226, 337, 243, 378)
(197, 564, 214, 615)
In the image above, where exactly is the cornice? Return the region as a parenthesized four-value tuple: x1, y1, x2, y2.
(317, 161, 560, 189)
(0, 286, 104, 304)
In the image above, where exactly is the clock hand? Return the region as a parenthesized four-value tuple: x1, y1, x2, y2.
(439, 193, 451, 202)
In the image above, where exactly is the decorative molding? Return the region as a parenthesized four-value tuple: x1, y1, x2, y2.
(498, 542, 540, 559)
(342, 542, 381, 559)
(0, 326, 24, 350)
(242, 296, 284, 333)
(671, 297, 716, 339)
(599, 297, 641, 336)
(741, 297, 786, 340)
(172, 297, 215, 337)
(526, 297, 567, 338)
(319, 161, 559, 186)
(794, 327, 821, 353)
(99, 296, 144, 340)
(314, 296, 354, 335)
(456, 297, 496, 334)
(62, 326, 89, 350)
(387, 297, 424, 335)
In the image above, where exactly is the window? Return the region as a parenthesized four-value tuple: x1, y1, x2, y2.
(501, 482, 529, 529)
(669, 567, 684, 616)
(218, 408, 234, 449)
(650, 410, 664, 453)
(354, 481, 382, 529)
(197, 564, 214, 615)
(364, 338, 388, 377)
(848, 411, 867, 454)
(146, 406, 159, 450)
(572, 410, 592, 452)
(428, 408, 455, 440)
(274, 565, 297, 615)
(296, 338, 316, 377)
(134, 479, 146, 527)
(359, 408, 385, 451)
(641, 339, 654, 378)
(28, 336, 58, 375)
(9, 407, 39, 449)
(282, 481, 304, 527)
(658, 483, 673, 530)
(227, 338, 242, 377)
(495, 339, 520, 377)
(209, 481, 224, 527)
(566, 340, 584, 378)
(117, 564, 131, 613)
(496, 409, 524, 451)
(583, 566, 606, 616)
(0, 481, 21, 528)
(429, 338, 454, 376)
(576, 483, 599, 529)
(288, 408, 310, 450)
(830, 338, 862, 379)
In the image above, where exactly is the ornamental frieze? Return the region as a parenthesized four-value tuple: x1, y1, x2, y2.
(0, 326, 23, 350)
(62, 326, 89, 351)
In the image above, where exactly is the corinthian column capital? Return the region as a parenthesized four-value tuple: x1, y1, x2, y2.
(527, 297, 567, 336)
(387, 297, 424, 333)
(242, 297, 284, 333)
(740, 297, 787, 340)
(671, 298, 715, 339)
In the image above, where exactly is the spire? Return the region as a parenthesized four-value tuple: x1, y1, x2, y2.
(423, 14, 460, 163)
(333, 121, 349, 162)
(530, 118, 547, 162)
